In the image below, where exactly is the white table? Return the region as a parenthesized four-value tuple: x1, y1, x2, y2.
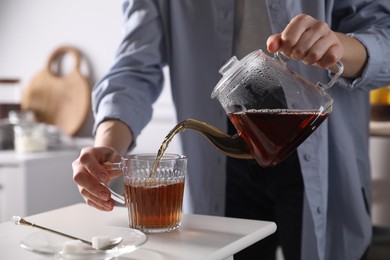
(0, 203, 276, 260)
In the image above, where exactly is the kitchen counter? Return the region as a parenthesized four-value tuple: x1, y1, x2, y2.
(0, 149, 78, 164)
(0, 149, 83, 222)
(369, 121, 390, 228)
(370, 121, 390, 137)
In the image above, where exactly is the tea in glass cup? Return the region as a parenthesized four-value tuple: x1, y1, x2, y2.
(105, 153, 187, 233)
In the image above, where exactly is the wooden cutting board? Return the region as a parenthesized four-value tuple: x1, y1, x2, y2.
(21, 46, 91, 136)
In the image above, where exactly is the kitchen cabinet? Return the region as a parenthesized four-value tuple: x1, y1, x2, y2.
(0, 149, 83, 223)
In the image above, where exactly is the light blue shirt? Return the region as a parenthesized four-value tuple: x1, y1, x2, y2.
(93, 1, 390, 259)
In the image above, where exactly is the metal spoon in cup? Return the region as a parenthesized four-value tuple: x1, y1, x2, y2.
(12, 216, 123, 250)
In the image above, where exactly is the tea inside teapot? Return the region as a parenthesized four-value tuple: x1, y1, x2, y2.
(227, 109, 328, 167)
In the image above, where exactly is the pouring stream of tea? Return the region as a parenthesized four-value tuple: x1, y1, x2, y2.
(149, 118, 253, 178)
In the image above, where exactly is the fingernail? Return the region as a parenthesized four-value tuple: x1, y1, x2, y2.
(99, 172, 107, 182)
(104, 201, 113, 209)
(99, 191, 109, 200)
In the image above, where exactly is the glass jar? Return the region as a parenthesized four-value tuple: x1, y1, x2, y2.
(13, 123, 47, 153)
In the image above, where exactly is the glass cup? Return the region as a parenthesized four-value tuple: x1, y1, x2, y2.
(105, 153, 187, 233)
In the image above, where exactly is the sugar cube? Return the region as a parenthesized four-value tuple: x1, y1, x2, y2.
(92, 236, 110, 250)
(62, 240, 84, 254)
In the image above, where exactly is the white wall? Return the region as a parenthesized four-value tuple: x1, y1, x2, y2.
(0, 0, 181, 154)
(0, 0, 122, 81)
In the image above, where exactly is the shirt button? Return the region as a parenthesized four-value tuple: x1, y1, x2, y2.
(317, 207, 322, 214)
(219, 11, 231, 20)
(303, 154, 311, 161)
(271, 2, 281, 9)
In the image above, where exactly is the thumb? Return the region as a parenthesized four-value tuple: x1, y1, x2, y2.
(267, 34, 282, 53)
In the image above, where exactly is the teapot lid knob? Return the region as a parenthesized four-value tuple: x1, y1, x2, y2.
(219, 56, 239, 76)
(212, 56, 241, 99)
(211, 49, 263, 99)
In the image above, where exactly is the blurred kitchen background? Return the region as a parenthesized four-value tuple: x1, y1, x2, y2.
(0, 1, 389, 259)
(0, 0, 181, 223)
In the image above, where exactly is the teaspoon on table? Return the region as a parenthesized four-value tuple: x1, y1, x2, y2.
(12, 216, 123, 250)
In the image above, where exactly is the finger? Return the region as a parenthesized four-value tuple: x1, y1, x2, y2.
(315, 45, 342, 69)
(281, 15, 310, 54)
(267, 34, 282, 53)
(80, 186, 115, 211)
(85, 194, 115, 211)
(302, 32, 342, 67)
(73, 165, 115, 210)
(280, 15, 315, 55)
(290, 22, 329, 60)
(87, 200, 111, 211)
(77, 150, 112, 183)
(73, 162, 109, 199)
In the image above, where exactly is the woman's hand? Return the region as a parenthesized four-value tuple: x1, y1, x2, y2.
(72, 146, 122, 211)
(267, 14, 367, 78)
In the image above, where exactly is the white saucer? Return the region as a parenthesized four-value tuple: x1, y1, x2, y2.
(20, 226, 147, 259)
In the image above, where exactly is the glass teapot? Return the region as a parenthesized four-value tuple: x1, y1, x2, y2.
(162, 49, 344, 167)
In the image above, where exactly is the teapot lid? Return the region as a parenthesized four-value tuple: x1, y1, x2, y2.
(211, 49, 261, 99)
(211, 49, 344, 100)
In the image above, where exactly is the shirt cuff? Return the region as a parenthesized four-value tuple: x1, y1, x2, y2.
(333, 33, 383, 90)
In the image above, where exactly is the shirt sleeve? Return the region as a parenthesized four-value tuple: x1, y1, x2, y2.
(331, 0, 390, 90)
(92, 0, 166, 139)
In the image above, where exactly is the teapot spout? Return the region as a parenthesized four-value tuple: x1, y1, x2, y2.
(167, 119, 254, 160)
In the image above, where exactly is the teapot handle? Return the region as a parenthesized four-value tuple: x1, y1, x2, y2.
(323, 60, 344, 89)
(274, 52, 344, 89)
(274, 51, 290, 65)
